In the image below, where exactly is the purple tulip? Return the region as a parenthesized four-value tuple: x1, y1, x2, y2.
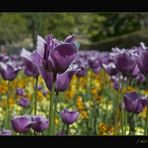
(39, 66, 76, 92)
(0, 54, 9, 62)
(39, 66, 54, 91)
(88, 58, 101, 69)
(0, 129, 12, 136)
(36, 34, 77, 74)
(136, 51, 148, 76)
(76, 67, 87, 77)
(16, 88, 25, 96)
(20, 48, 40, 77)
(135, 73, 145, 83)
(102, 62, 117, 76)
(56, 70, 76, 92)
(11, 115, 33, 133)
(123, 92, 147, 114)
(113, 80, 122, 91)
(114, 52, 136, 76)
(18, 98, 30, 108)
(31, 115, 49, 132)
(0, 62, 19, 81)
(60, 108, 79, 125)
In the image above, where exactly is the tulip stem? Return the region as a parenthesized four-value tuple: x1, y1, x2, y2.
(34, 75, 38, 115)
(66, 124, 70, 135)
(128, 113, 135, 135)
(6, 81, 11, 129)
(49, 82, 55, 135)
(144, 106, 148, 135)
(144, 77, 148, 135)
(53, 90, 59, 134)
(114, 75, 122, 135)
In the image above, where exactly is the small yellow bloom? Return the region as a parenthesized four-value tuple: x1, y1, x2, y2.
(55, 118, 59, 125)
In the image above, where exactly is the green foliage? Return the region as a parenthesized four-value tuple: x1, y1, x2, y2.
(0, 13, 28, 44)
(1, 12, 148, 51)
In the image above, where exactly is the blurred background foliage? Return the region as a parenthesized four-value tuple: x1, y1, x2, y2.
(0, 12, 148, 54)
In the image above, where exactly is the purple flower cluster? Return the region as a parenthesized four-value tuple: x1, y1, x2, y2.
(11, 115, 49, 133)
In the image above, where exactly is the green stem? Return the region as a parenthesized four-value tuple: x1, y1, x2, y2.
(128, 113, 135, 135)
(123, 78, 130, 135)
(53, 90, 59, 134)
(34, 75, 38, 115)
(66, 124, 70, 135)
(121, 107, 125, 135)
(49, 82, 55, 135)
(144, 77, 148, 135)
(114, 76, 122, 135)
(6, 81, 11, 129)
(124, 111, 128, 135)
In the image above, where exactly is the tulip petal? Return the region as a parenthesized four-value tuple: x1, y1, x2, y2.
(36, 35, 46, 59)
(51, 43, 77, 73)
(39, 66, 53, 90)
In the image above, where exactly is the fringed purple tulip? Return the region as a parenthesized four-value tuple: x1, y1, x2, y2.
(36, 34, 77, 74)
(88, 58, 101, 69)
(136, 51, 148, 76)
(31, 115, 49, 132)
(76, 67, 87, 77)
(114, 52, 136, 76)
(16, 88, 25, 96)
(0, 62, 19, 81)
(60, 108, 79, 125)
(56, 70, 76, 92)
(39, 66, 76, 92)
(102, 62, 117, 76)
(11, 115, 33, 133)
(20, 48, 39, 77)
(18, 98, 30, 108)
(123, 92, 147, 114)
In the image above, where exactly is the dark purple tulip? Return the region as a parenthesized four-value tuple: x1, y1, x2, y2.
(39, 66, 75, 92)
(114, 52, 136, 76)
(60, 108, 79, 125)
(0, 130, 12, 136)
(36, 34, 77, 74)
(16, 88, 25, 96)
(0, 62, 19, 81)
(102, 62, 117, 76)
(56, 70, 76, 92)
(113, 80, 122, 91)
(31, 115, 49, 132)
(135, 73, 145, 83)
(136, 51, 148, 75)
(123, 92, 147, 114)
(88, 58, 101, 69)
(92, 66, 102, 74)
(11, 115, 33, 133)
(0, 54, 9, 62)
(20, 48, 39, 77)
(76, 67, 87, 77)
(131, 65, 140, 77)
(18, 98, 30, 108)
(39, 66, 54, 91)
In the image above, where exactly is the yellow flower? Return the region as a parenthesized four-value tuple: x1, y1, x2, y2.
(98, 123, 114, 135)
(139, 106, 147, 119)
(80, 110, 88, 119)
(55, 118, 59, 125)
